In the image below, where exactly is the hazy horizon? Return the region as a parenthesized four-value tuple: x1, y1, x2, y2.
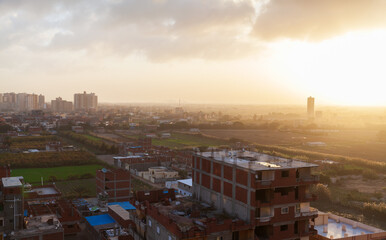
(2, 0, 386, 106)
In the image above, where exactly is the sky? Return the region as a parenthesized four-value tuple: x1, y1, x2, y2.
(1, 0, 386, 106)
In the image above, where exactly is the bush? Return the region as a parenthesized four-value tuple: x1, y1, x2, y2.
(80, 173, 94, 179)
(362, 169, 379, 180)
(311, 184, 332, 202)
(48, 176, 57, 182)
(363, 202, 386, 219)
(0, 151, 101, 168)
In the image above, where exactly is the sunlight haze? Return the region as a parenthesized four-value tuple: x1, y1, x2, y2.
(1, 0, 386, 105)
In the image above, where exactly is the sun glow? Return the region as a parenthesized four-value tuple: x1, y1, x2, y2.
(270, 29, 386, 106)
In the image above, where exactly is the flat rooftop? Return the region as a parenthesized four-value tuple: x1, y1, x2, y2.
(314, 212, 385, 239)
(86, 214, 116, 227)
(178, 179, 192, 187)
(108, 205, 131, 220)
(2, 176, 23, 188)
(150, 197, 240, 232)
(12, 214, 63, 237)
(108, 201, 136, 211)
(199, 151, 318, 171)
(30, 187, 59, 195)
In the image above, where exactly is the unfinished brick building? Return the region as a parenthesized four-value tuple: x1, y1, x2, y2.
(192, 150, 319, 240)
(96, 168, 131, 202)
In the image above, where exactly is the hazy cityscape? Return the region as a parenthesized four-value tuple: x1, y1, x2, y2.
(1, 1, 386, 240)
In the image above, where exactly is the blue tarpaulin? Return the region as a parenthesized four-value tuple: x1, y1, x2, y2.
(85, 214, 116, 226)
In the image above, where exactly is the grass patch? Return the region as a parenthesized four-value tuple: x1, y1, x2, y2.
(152, 133, 229, 149)
(83, 134, 103, 143)
(55, 178, 96, 198)
(131, 178, 155, 192)
(11, 164, 103, 183)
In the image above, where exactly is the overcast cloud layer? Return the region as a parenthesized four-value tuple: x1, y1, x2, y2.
(1, 0, 386, 62)
(2, 0, 386, 105)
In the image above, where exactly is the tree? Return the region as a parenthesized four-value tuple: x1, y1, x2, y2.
(73, 186, 90, 198)
(48, 176, 57, 182)
(311, 184, 331, 202)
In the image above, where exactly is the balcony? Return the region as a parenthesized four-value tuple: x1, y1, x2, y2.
(255, 215, 273, 224)
(255, 179, 274, 189)
(297, 175, 319, 184)
(295, 207, 318, 218)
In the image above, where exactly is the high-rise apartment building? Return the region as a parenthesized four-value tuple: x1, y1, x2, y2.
(26, 94, 39, 110)
(307, 96, 315, 119)
(192, 150, 319, 240)
(38, 94, 45, 109)
(51, 97, 73, 113)
(16, 93, 27, 111)
(74, 91, 98, 111)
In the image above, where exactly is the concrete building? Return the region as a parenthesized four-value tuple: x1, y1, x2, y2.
(74, 91, 98, 111)
(307, 96, 315, 120)
(137, 166, 178, 184)
(96, 168, 131, 202)
(176, 178, 192, 196)
(192, 150, 319, 240)
(51, 97, 73, 113)
(16, 93, 27, 111)
(26, 94, 39, 111)
(38, 94, 45, 109)
(1, 177, 25, 235)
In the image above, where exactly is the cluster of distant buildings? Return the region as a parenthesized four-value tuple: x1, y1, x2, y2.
(0, 91, 98, 113)
(0, 93, 45, 111)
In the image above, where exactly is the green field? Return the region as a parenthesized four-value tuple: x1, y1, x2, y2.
(11, 164, 103, 183)
(83, 134, 103, 142)
(55, 178, 96, 198)
(152, 133, 229, 149)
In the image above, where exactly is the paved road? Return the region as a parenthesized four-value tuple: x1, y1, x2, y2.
(96, 154, 116, 166)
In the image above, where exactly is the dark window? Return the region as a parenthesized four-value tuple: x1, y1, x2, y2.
(280, 225, 288, 231)
(281, 171, 289, 178)
(232, 231, 239, 240)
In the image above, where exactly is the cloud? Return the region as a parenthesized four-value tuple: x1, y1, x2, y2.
(253, 0, 386, 41)
(0, 0, 259, 62)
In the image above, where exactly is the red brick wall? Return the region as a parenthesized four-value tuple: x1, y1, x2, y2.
(0, 165, 11, 178)
(223, 166, 233, 181)
(212, 177, 221, 192)
(224, 182, 233, 198)
(235, 186, 247, 203)
(236, 169, 248, 186)
(272, 223, 295, 240)
(135, 189, 175, 203)
(213, 162, 221, 177)
(201, 173, 210, 189)
(201, 159, 211, 174)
